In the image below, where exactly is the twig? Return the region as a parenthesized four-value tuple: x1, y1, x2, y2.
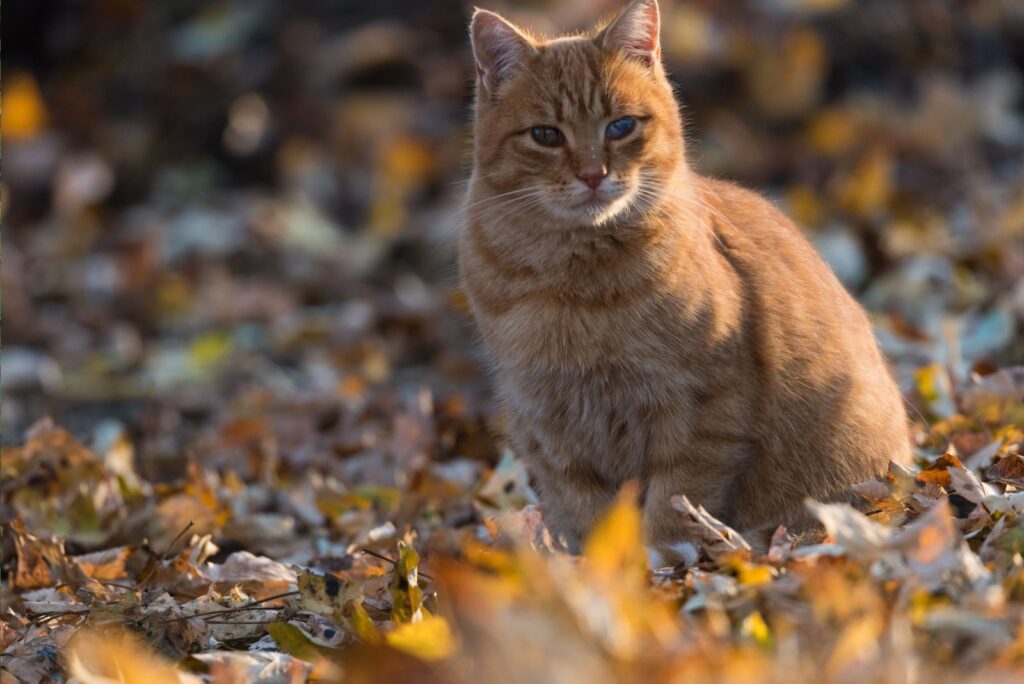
(27, 608, 90, 618)
(26, 609, 90, 626)
(203, 619, 285, 625)
(359, 549, 434, 581)
(157, 590, 299, 624)
(137, 521, 196, 586)
(52, 579, 134, 591)
(359, 548, 398, 565)
(1, 609, 86, 658)
(162, 521, 195, 560)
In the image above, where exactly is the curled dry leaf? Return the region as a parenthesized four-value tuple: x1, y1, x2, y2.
(10, 518, 68, 589)
(805, 499, 891, 558)
(671, 495, 752, 561)
(917, 453, 966, 487)
(946, 466, 990, 504)
(72, 546, 132, 581)
(201, 551, 298, 598)
(986, 453, 1024, 488)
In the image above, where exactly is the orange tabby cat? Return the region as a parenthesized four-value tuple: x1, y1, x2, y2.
(459, 0, 911, 561)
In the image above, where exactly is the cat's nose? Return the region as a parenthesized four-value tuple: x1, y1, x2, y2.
(577, 165, 608, 190)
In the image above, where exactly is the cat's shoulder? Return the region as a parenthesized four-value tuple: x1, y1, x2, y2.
(696, 176, 802, 241)
(693, 175, 852, 303)
(694, 175, 831, 268)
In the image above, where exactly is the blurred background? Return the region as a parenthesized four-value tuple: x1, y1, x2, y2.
(3, 0, 1024, 465)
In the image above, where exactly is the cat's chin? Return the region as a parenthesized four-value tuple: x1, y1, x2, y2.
(549, 194, 633, 227)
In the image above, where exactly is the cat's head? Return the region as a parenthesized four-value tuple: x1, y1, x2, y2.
(469, 0, 685, 227)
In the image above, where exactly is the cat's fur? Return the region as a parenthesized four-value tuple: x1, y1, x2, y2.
(459, 0, 911, 560)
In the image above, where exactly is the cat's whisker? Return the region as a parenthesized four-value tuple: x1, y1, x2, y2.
(487, 193, 550, 226)
(469, 188, 550, 225)
(462, 186, 540, 212)
(457, 186, 545, 219)
(630, 181, 731, 252)
(451, 170, 506, 188)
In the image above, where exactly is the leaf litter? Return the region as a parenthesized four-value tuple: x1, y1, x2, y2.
(2, 0, 1024, 682)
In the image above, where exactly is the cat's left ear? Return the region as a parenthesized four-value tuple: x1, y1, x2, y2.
(597, 0, 661, 68)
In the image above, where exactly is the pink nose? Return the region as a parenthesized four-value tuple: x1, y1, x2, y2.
(577, 166, 608, 190)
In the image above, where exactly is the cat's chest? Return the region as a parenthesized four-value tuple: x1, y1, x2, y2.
(499, 358, 700, 480)
(481, 295, 686, 370)
(491, 302, 703, 442)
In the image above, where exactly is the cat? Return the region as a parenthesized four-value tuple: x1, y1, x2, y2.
(459, 0, 912, 562)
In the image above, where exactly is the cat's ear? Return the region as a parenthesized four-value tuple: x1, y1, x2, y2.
(597, 0, 661, 67)
(470, 9, 534, 98)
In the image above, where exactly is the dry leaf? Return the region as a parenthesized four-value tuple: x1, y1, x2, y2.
(67, 628, 199, 684)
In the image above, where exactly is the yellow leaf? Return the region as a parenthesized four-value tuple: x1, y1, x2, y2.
(838, 147, 893, 218)
(343, 597, 383, 644)
(740, 611, 773, 648)
(785, 184, 824, 228)
(381, 136, 434, 185)
(2, 72, 47, 140)
(583, 483, 644, 579)
(156, 273, 192, 317)
(665, 5, 715, 63)
(806, 108, 859, 156)
(390, 540, 424, 623)
(385, 615, 456, 662)
(826, 615, 883, 675)
(369, 136, 434, 236)
(188, 331, 232, 369)
(800, 0, 850, 10)
(746, 28, 827, 119)
(67, 628, 191, 684)
(296, 569, 361, 619)
(337, 375, 368, 400)
(266, 622, 341, 663)
(915, 363, 957, 419)
(728, 557, 775, 586)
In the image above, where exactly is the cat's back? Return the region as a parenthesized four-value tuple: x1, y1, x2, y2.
(692, 176, 912, 491)
(696, 177, 876, 358)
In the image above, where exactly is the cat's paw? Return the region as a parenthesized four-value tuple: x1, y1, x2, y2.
(646, 541, 698, 570)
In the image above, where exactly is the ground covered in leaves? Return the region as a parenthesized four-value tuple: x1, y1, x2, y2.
(3, 1, 1024, 682)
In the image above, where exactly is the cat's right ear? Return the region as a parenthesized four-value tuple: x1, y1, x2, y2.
(470, 9, 534, 99)
(597, 0, 661, 68)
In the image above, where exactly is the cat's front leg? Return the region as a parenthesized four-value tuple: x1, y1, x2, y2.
(642, 441, 752, 564)
(528, 458, 618, 554)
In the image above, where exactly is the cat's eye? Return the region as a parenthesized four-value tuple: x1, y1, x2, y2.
(530, 126, 565, 147)
(606, 117, 637, 140)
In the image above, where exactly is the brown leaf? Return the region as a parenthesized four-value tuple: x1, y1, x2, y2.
(10, 518, 68, 589)
(986, 453, 1024, 487)
(72, 546, 132, 581)
(917, 453, 965, 487)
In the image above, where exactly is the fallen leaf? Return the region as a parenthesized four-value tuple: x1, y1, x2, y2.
(672, 495, 752, 561)
(986, 453, 1024, 488)
(67, 628, 200, 684)
(384, 615, 457, 662)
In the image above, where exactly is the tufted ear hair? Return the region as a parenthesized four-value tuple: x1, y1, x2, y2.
(470, 9, 535, 98)
(597, 0, 661, 68)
